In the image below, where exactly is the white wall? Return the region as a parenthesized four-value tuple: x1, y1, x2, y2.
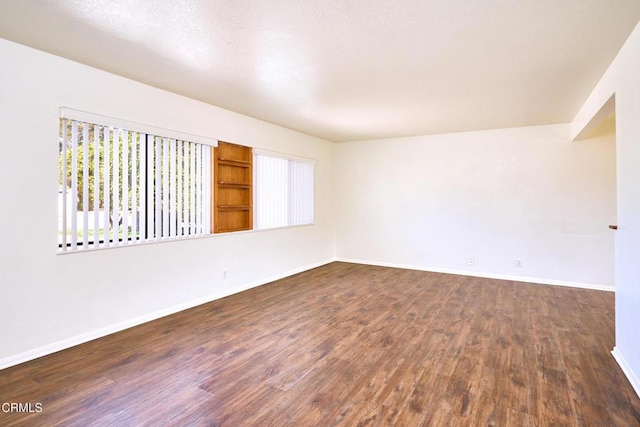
(335, 123, 616, 288)
(573, 21, 640, 397)
(0, 39, 335, 367)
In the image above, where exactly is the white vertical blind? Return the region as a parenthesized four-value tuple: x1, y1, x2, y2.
(146, 134, 154, 241)
(139, 132, 146, 243)
(256, 155, 288, 229)
(196, 143, 203, 234)
(131, 131, 138, 242)
(162, 137, 169, 239)
(70, 121, 78, 251)
(190, 142, 196, 235)
(112, 128, 120, 246)
(203, 145, 211, 234)
(58, 117, 214, 252)
(254, 151, 314, 230)
(154, 135, 162, 240)
(92, 124, 100, 248)
(60, 119, 68, 249)
(122, 130, 129, 243)
(177, 140, 183, 236)
(103, 126, 111, 248)
(82, 124, 89, 248)
(169, 138, 177, 238)
(289, 160, 314, 226)
(185, 142, 191, 234)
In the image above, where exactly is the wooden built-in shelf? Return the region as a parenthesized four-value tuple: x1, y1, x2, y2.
(213, 142, 253, 233)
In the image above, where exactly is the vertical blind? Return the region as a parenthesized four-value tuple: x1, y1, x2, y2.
(254, 150, 314, 229)
(59, 115, 213, 252)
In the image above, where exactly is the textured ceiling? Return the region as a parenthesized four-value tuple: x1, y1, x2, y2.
(1, 1, 639, 142)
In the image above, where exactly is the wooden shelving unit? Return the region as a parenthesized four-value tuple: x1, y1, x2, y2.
(213, 142, 253, 233)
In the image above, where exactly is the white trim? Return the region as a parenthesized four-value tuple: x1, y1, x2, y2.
(0, 258, 336, 371)
(59, 107, 218, 147)
(612, 347, 640, 399)
(56, 222, 317, 255)
(335, 257, 615, 292)
(254, 147, 316, 164)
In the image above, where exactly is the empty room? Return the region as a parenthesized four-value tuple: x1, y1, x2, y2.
(1, 1, 640, 425)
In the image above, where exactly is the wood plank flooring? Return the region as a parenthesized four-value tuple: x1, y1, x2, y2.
(1, 262, 639, 426)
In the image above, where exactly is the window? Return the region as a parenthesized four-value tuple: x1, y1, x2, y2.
(254, 150, 314, 229)
(58, 109, 215, 252)
(58, 108, 316, 252)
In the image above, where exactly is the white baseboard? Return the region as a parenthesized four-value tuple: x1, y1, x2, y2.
(1, 257, 612, 371)
(612, 347, 640, 399)
(335, 257, 615, 292)
(0, 258, 336, 371)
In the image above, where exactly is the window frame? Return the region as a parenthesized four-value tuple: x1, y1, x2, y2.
(58, 108, 217, 253)
(253, 148, 315, 231)
(57, 108, 317, 254)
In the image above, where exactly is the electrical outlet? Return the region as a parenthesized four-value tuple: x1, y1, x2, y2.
(223, 270, 228, 280)
(515, 259, 523, 268)
(468, 257, 474, 265)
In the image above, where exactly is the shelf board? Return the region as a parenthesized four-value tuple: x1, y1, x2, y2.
(218, 157, 251, 164)
(217, 205, 251, 211)
(217, 226, 252, 232)
(218, 158, 251, 168)
(218, 182, 251, 189)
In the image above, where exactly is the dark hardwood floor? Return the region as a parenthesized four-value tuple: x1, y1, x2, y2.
(1, 262, 639, 426)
